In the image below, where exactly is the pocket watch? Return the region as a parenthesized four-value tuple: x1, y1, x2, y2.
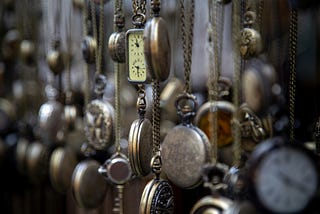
(242, 59, 277, 116)
(126, 29, 147, 83)
(190, 196, 233, 214)
(81, 36, 97, 64)
(128, 117, 152, 176)
(108, 31, 126, 63)
(38, 85, 64, 145)
(140, 175, 174, 214)
(15, 138, 29, 175)
(162, 94, 211, 189)
(25, 142, 50, 184)
(144, 15, 171, 82)
(239, 28, 262, 59)
(84, 74, 114, 151)
(246, 137, 319, 214)
(49, 147, 77, 193)
(71, 159, 108, 209)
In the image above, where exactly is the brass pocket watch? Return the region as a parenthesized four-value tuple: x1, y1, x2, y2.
(242, 59, 277, 116)
(190, 196, 233, 214)
(246, 137, 319, 214)
(38, 85, 64, 145)
(25, 142, 50, 184)
(140, 166, 174, 214)
(82, 36, 97, 64)
(195, 78, 235, 148)
(71, 159, 108, 209)
(15, 138, 29, 175)
(162, 94, 211, 189)
(144, 14, 171, 82)
(49, 147, 77, 193)
(128, 117, 152, 176)
(84, 74, 114, 151)
(108, 31, 126, 63)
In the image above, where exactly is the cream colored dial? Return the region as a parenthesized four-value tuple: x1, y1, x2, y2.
(126, 29, 146, 83)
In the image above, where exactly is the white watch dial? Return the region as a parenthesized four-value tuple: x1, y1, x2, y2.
(255, 147, 318, 213)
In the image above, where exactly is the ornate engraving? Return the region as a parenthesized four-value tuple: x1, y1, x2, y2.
(84, 99, 114, 150)
(239, 28, 262, 59)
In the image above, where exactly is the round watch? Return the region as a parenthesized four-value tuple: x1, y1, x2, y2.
(162, 94, 211, 189)
(239, 28, 262, 59)
(246, 137, 319, 214)
(190, 196, 233, 214)
(242, 59, 277, 115)
(81, 36, 97, 64)
(49, 147, 77, 193)
(108, 31, 126, 63)
(71, 159, 108, 209)
(128, 118, 152, 176)
(144, 16, 171, 82)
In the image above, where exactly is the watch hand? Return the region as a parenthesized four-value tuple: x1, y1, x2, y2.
(277, 171, 309, 194)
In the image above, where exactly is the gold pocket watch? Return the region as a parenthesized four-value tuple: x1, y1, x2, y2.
(25, 142, 50, 184)
(46, 41, 65, 75)
(162, 94, 211, 189)
(82, 36, 97, 64)
(190, 196, 233, 214)
(239, 10, 262, 59)
(139, 155, 174, 214)
(128, 117, 152, 176)
(38, 85, 64, 145)
(71, 159, 108, 209)
(246, 137, 319, 214)
(242, 59, 277, 116)
(84, 74, 114, 151)
(195, 78, 235, 148)
(49, 147, 77, 193)
(144, 14, 171, 82)
(108, 31, 126, 63)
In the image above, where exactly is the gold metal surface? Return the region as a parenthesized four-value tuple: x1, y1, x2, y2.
(190, 196, 233, 214)
(49, 147, 77, 193)
(239, 28, 262, 59)
(144, 17, 171, 82)
(108, 31, 126, 63)
(71, 159, 108, 209)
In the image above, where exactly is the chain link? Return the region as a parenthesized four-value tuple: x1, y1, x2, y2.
(82, 0, 90, 105)
(232, 0, 242, 167)
(132, 0, 146, 16)
(152, 80, 161, 156)
(180, 0, 195, 94)
(97, 0, 104, 74)
(289, 8, 298, 143)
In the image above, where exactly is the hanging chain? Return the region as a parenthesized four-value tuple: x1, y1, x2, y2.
(82, 0, 90, 105)
(207, 0, 224, 164)
(289, 8, 298, 143)
(132, 0, 146, 16)
(65, 1, 73, 104)
(232, 0, 242, 167)
(257, 0, 264, 33)
(53, 0, 61, 45)
(97, 0, 104, 74)
(180, 0, 195, 94)
(114, 0, 124, 154)
(152, 80, 161, 156)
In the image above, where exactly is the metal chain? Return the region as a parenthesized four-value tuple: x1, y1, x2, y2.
(257, 0, 264, 33)
(180, 0, 195, 94)
(114, 61, 121, 153)
(289, 8, 298, 143)
(114, 0, 124, 31)
(90, 0, 98, 72)
(97, 0, 104, 74)
(132, 0, 146, 16)
(82, 0, 90, 105)
(152, 80, 161, 156)
(232, 0, 242, 167)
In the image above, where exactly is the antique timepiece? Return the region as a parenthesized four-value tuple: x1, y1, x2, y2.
(242, 58, 278, 116)
(38, 85, 64, 145)
(162, 0, 211, 189)
(49, 147, 77, 193)
(143, 0, 171, 82)
(238, 0, 262, 59)
(84, 0, 114, 151)
(126, 29, 146, 83)
(246, 137, 319, 214)
(126, 0, 147, 84)
(71, 159, 108, 209)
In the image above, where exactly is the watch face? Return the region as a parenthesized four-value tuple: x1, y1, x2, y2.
(255, 146, 318, 213)
(126, 29, 146, 83)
